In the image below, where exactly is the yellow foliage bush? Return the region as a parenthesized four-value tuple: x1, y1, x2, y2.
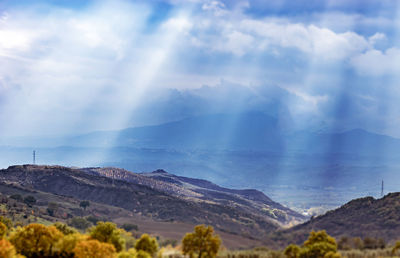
(135, 234, 158, 256)
(0, 239, 17, 258)
(182, 225, 221, 258)
(57, 232, 88, 256)
(0, 221, 8, 239)
(74, 239, 117, 258)
(10, 223, 63, 257)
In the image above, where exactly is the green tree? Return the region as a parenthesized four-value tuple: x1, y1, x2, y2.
(89, 221, 125, 252)
(80, 201, 90, 211)
(23, 195, 36, 207)
(121, 223, 139, 232)
(135, 234, 158, 256)
(68, 217, 92, 231)
(182, 225, 221, 258)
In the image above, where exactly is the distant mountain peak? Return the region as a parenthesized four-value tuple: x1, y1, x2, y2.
(151, 169, 169, 174)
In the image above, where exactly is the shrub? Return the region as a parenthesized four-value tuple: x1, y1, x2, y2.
(121, 223, 139, 232)
(23, 196, 36, 207)
(0, 216, 13, 229)
(0, 222, 7, 239)
(118, 248, 146, 258)
(135, 234, 159, 256)
(10, 223, 63, 257)
(284, 244, 300, 258)
(69, 217, 92, 230)
(57, 232, 88, 257)
(89, 221, 126, 252)
(0, 239, 17, 258)
(10, 194, 23, 202)
(392, 241, 400, 256)
(73, 239, 116, 258)
(182, 225, 221, 258)
(300, 230, 338, 258)
(53, 222, 77, 235)
(47, 202, 59, 216)
(86, 215, 104, 225)
(284, 230, 340, 258)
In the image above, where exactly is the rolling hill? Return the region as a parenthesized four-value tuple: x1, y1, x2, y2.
(0, 164, 304, 241)
(269, 193, 400, 247)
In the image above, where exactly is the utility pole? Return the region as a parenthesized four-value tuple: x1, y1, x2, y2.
(33, 150, 36, 165)
(381, 180, 384, 197)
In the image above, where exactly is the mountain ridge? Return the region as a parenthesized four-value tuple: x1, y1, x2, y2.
(0, 164, 304, 240)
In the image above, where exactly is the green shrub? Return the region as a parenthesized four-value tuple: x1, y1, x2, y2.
(121, 223, 139, 232)
(23, 196, 36, 207)
(68, 217, 92, 230)
(135, 233, 159, 256)
(89, 221, 126, 252)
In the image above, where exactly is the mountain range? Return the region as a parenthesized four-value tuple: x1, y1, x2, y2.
(2, 112, 400, 211)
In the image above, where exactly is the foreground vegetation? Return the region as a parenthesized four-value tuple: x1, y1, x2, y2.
(0, 215, 400, 258)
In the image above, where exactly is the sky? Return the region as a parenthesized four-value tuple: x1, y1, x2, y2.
(0, 0, 400, 137)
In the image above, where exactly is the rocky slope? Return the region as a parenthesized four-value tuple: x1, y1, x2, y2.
(85, 167, 304, 226)
(0, 165, 304, 239)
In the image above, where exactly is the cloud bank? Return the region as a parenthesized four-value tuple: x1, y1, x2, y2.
(0, 0, 399, 137)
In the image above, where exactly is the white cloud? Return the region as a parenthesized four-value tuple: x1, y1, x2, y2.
(351, 48, 400, 76)
(195, 18, 372, 60)
(368, 32, 386, 46)
(214, 30, 254, 56)
(0, 0, 399, 138)
(202, 1, 227, 16)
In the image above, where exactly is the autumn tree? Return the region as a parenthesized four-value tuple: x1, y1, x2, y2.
(182, 225, 221, 258)
(0, 222, 7, 239)
(284, 244, 301, 258)
(57, 232, 88, 257)
(300, 230, 338, 258)
(0, 239, 17, 258)
(89, 221, 126, 252)
(73, 239, 116, 258)
(392, 241, 400, 256)
(10, 223, 63, 257)
(283, 230, 340, 258)
(135, 234, 158, 256)
(118, 248, 152, 258)
(0, 216, 12, 229)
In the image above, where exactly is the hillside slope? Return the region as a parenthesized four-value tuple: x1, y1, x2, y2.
(0, 165, 303, 239)
(271, 193, 400, 246)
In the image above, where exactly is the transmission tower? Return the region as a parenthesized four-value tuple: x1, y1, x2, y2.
(33, 150, 36, 165)
(381, 180, 384, 197)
